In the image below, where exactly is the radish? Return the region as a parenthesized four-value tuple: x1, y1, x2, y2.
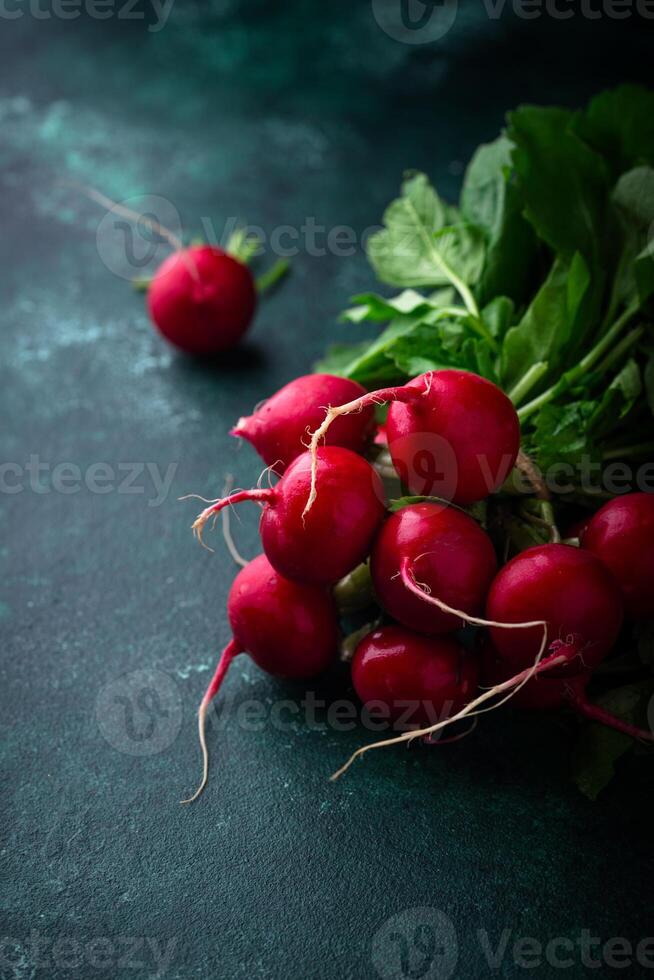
(304, 369, 520, 516)
(371, 502, 497, 634)
(485, 544, 624, 677)
(482, 638, 653, 741)
(189, 446, 386, 585)
(231, 374, 375, 473)
(182, 554, 338, 803)
(331, 622, 584, 780)
(352, 625, 478, 728)
(582, 493, 654, 619)
(148, 245, 257, 355)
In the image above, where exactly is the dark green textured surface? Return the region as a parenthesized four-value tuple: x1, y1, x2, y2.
(2, 5, 653, 979)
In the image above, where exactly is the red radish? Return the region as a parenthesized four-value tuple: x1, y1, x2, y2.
(182, 554, 338, 803)
(148, 245, 257, 354)
(331, 624, 583, 780)
(486, 544, 624, 678)
(189, 446, 386, 585)
(371, 502, 497, 634)
(352, 625, 478, 728)
(304, 369, 520, 516)
(582, 493, 654, 619)
(482, 638, 653, 741)
(231, 374, 374, 473)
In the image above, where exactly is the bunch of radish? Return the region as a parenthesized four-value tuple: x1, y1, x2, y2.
(182, 369, 654, 801)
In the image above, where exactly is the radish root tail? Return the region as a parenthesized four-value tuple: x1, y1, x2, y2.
(187, 488, 275, 550)
(181, 639, 241, 804)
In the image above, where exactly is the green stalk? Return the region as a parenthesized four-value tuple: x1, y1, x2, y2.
(256, 259, 290, 294)
(517, 304, 638, 421)
(593, 326, 643, 377)
(602, 441, 654, 461)
(507, 362, 549, 406)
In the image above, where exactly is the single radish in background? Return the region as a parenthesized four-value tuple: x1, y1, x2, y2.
(371, 502, 497, 635)
(481, 638, 653, 741)
(182, 554, 339, 803)
(231, 374, 375, 473)
(486, 544, 624, 677)
(304, 369, 520, 516)
(352, 625, 478, 728)
(80, 186, 287, 354)
(147, 245, 258, 354)
(582, 493, 654, 619)
(187, 446, 386, 585)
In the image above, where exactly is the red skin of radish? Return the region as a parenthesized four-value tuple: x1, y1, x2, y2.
(227, 554, 338, 677)
(481, 639, 653, 740)
(183, 554, 338, 803)
(371, 502, 497, 635)
(582, 493, 654, 620)
(352, 625, 478, 727)
(193, 446, 385, 585)
(231, 374, 374, 473)
(385, 370, 520, 505)
(147, 245, 256, 354)
(486, 544, 624, 678)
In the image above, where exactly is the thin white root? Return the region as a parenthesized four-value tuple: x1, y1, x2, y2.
(329, 561, 552, 781)
(424, 716, 478, 745)
(181, 640, 240, 804)
(220, 475, 249, 568)
(192, 507, 218, 551)
(180, 700, 211, 804)
(303, 397, 370, 519)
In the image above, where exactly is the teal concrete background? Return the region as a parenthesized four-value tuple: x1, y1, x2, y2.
(1, 4, 653, 979)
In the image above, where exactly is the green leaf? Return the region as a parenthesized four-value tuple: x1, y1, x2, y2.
(575, 84, 654, 177)
(530, 399, 599, 473)
(589, 359, 642, 438)
(508, 106, 609, 263)
(461, 135, 537, 305)
(388, 495, 449, 512)
(388, 318, 497, 382)
(225, 226, 261, 263)
(645, 351, 654, 416)
(501, 253, 590, 392)
(366, 173, 485, 299)
(572, 681, 653, 800)
(573, 725, 633, 801)
(481, 296, 515, 341)
(610, 167, 654, 309)
(314, 341, 387, 381)
(341, 287, 455, 324)
(336, 314, 433, 385)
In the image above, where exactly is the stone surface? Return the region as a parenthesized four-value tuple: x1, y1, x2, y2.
(1, 6, 652, 979)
